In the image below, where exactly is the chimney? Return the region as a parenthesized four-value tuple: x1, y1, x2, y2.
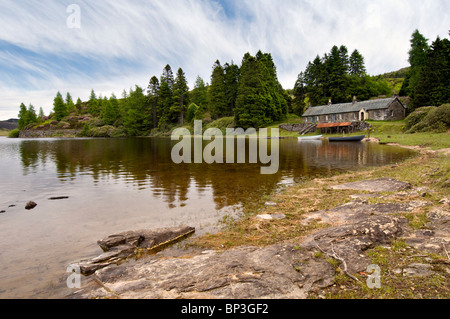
(328, 99, 332, 106)
(352, 96, 357, 105)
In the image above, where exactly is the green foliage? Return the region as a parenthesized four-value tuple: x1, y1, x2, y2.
(191, 76, 208, 108)
(406, 104, 450, 133)
(53, 92, 68, 121)
(302, 45, 393, 106)
(186, 103, 199, 123)
(8, 128, 20, 138)
(411, 36, 450, 109)
(208, 60, 228, 119)
(234, 51, 287, 129)
(404, 106, 435, 131)
(123, 85, 151, 136)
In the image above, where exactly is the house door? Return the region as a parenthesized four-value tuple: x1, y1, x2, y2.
(332, 114, 336, 122)
(360, 112, 365, 121)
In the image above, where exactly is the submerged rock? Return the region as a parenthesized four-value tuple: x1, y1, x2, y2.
(25, 201, 37, 210)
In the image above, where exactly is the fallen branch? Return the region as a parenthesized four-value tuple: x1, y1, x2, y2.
(316, 244, 360, 282)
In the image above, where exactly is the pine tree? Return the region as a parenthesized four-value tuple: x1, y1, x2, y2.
(173, 68, 189, 125)
(349, 49, 366, 76)
(412, 36, 450, 108)
(18, 103, 28, 130)
(292, 72, 306, 115)
(224, 62, 240, 115)
(208, 60, 228, 119)
(38, 107, 45, 121)
(147, 76, 160, 128)
(402, 30, 430, 98)
(191, 76, 208, 118)
(88, 89, 100, 116)
(124, 86, 151, 136)
(26, 104, 38, 125)
(66, 92, 76, 114)
(53, 91, 67, 121)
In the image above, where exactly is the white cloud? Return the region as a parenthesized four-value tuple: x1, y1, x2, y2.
(0, 0, 449, 119)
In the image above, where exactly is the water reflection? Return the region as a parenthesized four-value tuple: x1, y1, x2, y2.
(18, 138, 416, 210)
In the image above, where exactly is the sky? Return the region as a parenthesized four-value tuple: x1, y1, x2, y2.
(0, 0, 449, 120)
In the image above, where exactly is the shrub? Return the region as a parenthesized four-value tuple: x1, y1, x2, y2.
(407, 104, 450, 133)
(8, 128, 20, 138)
(404, 106, 435, 131)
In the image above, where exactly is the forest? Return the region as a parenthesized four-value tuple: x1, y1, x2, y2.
(14, 30, 450, 137)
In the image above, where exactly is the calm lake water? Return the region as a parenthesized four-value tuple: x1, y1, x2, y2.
(0, 136, 416, 298)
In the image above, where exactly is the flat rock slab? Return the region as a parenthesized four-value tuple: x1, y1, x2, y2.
(69, 213, 407, 299)
(77, 226, 195, 275)
(331, 178, 412, 192)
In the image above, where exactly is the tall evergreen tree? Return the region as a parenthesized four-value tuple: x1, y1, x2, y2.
(65, 92, 76, 114)
(191, 76, 208, 108)
(412, 36, 450, 108)
(208, 60, 228, 119)
(124, 86, 151, 136)
(224, 62, 240, 115)
(400, 30, 430, 98)
(18, 103, 28, 130)
(53, 91, 67, 121)
(88, 89, 100, 116)
(147, 76, 160, 128)
(173, 68, 189, 125)
(292, 72, 307, 115)
(349, 49, 366, 76)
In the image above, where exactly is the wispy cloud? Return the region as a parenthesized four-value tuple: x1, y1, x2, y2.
(0, 0, 448, 119)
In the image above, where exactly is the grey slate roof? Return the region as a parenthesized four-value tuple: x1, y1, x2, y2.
(302, 97, 403, 117)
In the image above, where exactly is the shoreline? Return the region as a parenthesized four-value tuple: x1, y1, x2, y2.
(69, 139, 450, 299)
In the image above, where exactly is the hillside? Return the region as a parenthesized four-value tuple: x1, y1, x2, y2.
(0, 119, 18, 130)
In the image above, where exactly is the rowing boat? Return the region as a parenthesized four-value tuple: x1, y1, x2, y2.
(328, 135, 365, 142)
(298, 135, 323, 141)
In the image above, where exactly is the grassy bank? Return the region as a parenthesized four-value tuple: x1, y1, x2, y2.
(0, 129, 10, 136)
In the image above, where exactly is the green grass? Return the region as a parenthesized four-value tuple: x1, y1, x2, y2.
(367, 120, 450, 150)
(0, 129, 9, 136)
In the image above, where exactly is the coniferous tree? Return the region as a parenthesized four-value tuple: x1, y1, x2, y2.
(208, 60, 228, 119)
(224, 62, 240, 115)
(53, 91, 67, 121)
(88, 89, 100, 116)
(66, 92, 76, 114)
(412, 36, 450, 108)
(124, 86, 150, 136)
(18, 103, 28, 130)
(349, 49, 366, 76)
(38, 107, 45, 121)
(147, 76, 160, 128)
(26, 104, 38, 125)
(192, 76, 208, 107)
(292, 72, 307, 115)
(400, 30, 430, 99)
(173, 68, 189, 125)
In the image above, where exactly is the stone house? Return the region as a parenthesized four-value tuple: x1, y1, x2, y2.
(302, 97, 407, 124)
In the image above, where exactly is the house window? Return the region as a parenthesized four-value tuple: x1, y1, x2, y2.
(339, 114, 343, 120)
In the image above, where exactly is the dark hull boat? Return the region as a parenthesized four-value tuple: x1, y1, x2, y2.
(328, 135, 365, 142)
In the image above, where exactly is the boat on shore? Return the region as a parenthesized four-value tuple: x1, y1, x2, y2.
(328, 135, 365, 142)
(298, 135, 323, 141)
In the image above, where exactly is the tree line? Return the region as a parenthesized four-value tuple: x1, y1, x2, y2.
(17, 50, 289, 134)
(291, 45, 393, 115)
(400, 30, 450, 111)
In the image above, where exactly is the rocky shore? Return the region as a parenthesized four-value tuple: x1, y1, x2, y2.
(68, 174, 449, 299)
